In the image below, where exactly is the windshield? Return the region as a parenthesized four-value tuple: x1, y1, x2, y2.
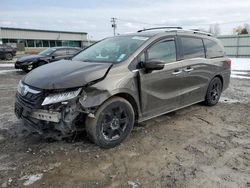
(39, 48, 56, 56)
(72, 36, 149, 63)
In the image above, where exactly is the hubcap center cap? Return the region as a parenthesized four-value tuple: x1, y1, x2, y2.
(111, 117, 120, 129)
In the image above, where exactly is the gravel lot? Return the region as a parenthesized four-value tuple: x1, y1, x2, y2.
(0, 60, 249, 188)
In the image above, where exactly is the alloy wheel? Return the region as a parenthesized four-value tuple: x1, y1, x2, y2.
(210, 81, 221, 102)
(101, 105, 128, 141)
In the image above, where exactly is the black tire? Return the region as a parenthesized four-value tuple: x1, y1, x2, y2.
(22, 68, 29, 73)
(204, 77, 222, 106)
(5, 53, 13, 60)
(85, 97, 135, 148)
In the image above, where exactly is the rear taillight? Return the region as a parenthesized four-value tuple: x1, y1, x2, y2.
(226, 59, 232, 66)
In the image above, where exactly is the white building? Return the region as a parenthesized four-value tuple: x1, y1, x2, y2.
(0, 27, 91, 52)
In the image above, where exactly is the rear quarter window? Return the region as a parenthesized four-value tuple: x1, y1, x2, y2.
(203, 39, 225, 58)
(181, 37, 205, 59)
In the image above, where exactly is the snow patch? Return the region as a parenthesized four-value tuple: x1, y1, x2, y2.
(0, 70, 21, 74)
(231, 71, 248, 75)
(220, 97, 240, 103)
(231, 75, 250, 79)
(0, 64, 14, 68)
(20, 173, 43, 186)
(231, 58, 250, 71)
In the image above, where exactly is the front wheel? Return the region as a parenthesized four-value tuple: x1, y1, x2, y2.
(85, 97, 135, 148)
(204, 77, 222, 106)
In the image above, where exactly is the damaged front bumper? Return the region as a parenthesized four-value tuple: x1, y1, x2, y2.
(15, 91, 89, 139)
(29, 109, 61, 123)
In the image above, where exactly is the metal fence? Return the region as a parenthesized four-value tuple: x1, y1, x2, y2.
(217, 34, 250, 58)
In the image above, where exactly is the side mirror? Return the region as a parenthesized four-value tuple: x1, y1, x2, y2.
(51, 55, 55, 59)
(144, 59, 165, 71)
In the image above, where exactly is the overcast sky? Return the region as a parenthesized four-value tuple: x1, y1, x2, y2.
(1, 0, 250, 39)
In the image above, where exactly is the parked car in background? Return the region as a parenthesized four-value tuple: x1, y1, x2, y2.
(0, 44, 16, 60)
(15, 47, 82, 72)
(15, 27, 231, 148)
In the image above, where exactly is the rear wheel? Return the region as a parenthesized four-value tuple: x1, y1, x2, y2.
(85, 97, 135, 148)
(5, 53, 13, 60)
(204, 77, 222, 106)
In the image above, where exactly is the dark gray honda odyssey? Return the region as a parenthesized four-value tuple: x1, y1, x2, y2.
(15, 27, 231, 148)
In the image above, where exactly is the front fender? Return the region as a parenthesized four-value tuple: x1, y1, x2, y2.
(80, 88, 111, 108)
(80, 87, 139, 109)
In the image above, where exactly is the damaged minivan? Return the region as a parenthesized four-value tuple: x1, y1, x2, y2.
(15, 27, 231, 148)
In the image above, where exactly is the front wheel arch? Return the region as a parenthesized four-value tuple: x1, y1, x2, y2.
(113, 93, 139, 122)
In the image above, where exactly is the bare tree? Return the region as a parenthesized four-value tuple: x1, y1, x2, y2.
(233, 23, 249, 35)
(233, 26, 242, 35)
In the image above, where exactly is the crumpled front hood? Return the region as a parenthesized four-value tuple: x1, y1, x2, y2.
(18, 54, 45, 62)
(23, 60, 112, 90)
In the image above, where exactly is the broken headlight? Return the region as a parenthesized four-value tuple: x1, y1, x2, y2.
(42, 88, 82, 106)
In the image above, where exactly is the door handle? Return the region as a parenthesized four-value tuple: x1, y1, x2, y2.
(184, 67, 194, 72)
(172, 70, 182, 75)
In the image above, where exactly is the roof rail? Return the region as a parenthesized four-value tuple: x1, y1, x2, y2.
(190, 29, 214, 36)
(137, 26, 183, 33)
(167, 28, 213, 36)
(137, 27, 213, 36)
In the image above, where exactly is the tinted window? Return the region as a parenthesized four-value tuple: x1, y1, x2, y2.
(67, 49, 79, 55)
(203, 39, 224, 58)
(27, 40, 35, 47)
(69, 41, 81, 47)
(56, 41, 62, 47)
(181, 37, 205, 59)
(39, 48, 56, 56)
(50, 41, 56, 47)
(35, 40, 42, 47)
(53, 49, 66, 56)
(43, 40, 49, 47)
(147, 40, 176, 63)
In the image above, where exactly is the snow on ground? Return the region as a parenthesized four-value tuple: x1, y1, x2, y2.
(0, 64, 14, 68)
(231, 58, 250, 79)
(231, 58, 250, 71)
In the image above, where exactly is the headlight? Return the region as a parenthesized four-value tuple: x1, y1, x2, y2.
(17, 80, 23, 94)
(42, 88, 82, 106)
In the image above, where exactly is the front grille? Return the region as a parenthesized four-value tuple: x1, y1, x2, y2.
(16, 91, 44, 109)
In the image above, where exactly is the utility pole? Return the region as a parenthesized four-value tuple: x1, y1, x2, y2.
(111, 17, 117, 36)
